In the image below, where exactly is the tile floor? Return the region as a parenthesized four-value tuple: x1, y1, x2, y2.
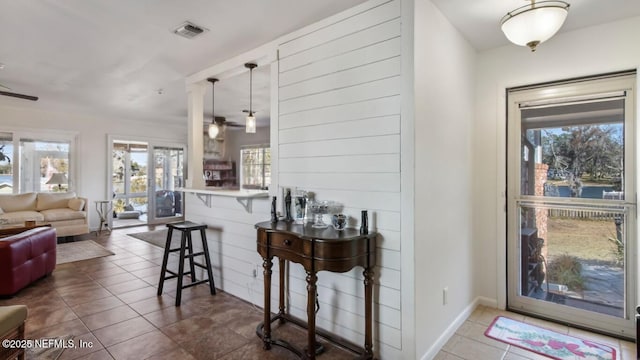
(1, 226, 636, 359)
(0, 226, 354, 360)
(434, 305, 636, 360)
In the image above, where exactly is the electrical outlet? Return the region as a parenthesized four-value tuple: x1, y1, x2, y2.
(443, 287, 448, 305)
(252, 264, 261, 278)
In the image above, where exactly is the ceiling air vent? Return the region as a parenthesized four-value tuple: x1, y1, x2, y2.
(173, 21, 208, 39)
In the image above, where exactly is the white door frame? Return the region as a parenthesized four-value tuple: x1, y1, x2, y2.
(505, 73, 637, 338)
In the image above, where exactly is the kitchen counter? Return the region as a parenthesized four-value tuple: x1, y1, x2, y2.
(178, 187, 269, 213)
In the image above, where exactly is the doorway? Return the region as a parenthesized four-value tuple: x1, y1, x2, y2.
(110, 138, 185, 228)
(506, 72, 637, 338)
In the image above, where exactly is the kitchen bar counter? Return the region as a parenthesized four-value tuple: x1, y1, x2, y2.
(178, 187, 269, 213)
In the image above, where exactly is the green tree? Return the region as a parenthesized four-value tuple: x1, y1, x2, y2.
(542, 125, 622, 181)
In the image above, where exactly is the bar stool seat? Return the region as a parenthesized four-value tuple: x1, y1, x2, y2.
(157, 221, 216, 306)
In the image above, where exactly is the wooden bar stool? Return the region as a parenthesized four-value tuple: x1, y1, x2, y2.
(157, 221, 216, 306)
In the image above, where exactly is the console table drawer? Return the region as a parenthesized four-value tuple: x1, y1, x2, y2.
(268, 232, 307, 254)
(257, 230, 311, 262)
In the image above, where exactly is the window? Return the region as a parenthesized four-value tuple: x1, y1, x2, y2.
(0, 133, 13, 194)
(20, 139, 71, 192)
(241, 145, 271, 190)
(0, 131, 75, 193)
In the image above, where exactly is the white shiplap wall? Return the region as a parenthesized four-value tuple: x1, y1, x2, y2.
(184, 194, 277, 307)
(276, 0, 402, 357)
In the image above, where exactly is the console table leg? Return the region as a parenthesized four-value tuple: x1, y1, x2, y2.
(263, 257, 273, 350)
(364, 268, 374, 359)
(279, 258, 286, 319)
(306, 271, 318, 360)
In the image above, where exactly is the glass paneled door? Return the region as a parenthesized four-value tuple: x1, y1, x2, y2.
(507, 73, 637, 338)
(112, 141, 149, 227)
(148, 145, 185, 224)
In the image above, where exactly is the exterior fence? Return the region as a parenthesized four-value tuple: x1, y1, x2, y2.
(548, 208, 621, 220)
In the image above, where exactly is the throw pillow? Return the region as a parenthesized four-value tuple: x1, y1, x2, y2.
(37, 192, 76, 211)
(68, 198, 85, 211)
(0, 206, 3, 215)
(124, 204, 134, 211)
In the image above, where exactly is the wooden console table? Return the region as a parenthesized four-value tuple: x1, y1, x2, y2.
(255, 221, 377, 359)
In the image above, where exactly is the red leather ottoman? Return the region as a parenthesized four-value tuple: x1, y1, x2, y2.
(0, 227, 57, 296)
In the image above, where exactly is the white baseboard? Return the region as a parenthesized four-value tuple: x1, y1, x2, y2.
(419, 296, 498, 360)
(477, 296, 498, 309)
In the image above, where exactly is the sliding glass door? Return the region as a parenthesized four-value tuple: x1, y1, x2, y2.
(110, 138, 185, 228)
(148, 145, 185, 225)
(507, 73, 637, 338)
(112, 141, 149, 227)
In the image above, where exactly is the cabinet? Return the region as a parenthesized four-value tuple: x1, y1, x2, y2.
(203, 160, 237, 188)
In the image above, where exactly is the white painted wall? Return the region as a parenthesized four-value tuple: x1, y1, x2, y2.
(474, 17, 640, 308)
(413, 0, 477, 359)
(0, 104, 186, 230)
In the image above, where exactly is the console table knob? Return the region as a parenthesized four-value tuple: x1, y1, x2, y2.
(284, 239, 292, 246)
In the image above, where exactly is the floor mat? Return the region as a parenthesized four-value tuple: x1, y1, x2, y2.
(485, 316, 617, 360)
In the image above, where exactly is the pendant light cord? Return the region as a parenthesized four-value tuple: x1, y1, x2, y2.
(245, 63, 257, 116)
(207, 78, 218, 124)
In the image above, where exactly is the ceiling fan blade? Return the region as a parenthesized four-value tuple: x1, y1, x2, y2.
(0, 90, 38, 101)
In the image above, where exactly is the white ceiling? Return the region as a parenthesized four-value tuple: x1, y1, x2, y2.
(0, 0, 367, 127)
(2, 0, 640, 129)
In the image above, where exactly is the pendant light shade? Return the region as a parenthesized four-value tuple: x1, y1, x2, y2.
(208, 122, 219, 138)
(501, 0, 569, 52)
(246, 113, 256, 133)
(207, 78, 220, 139)
(245, 63, 257, 134)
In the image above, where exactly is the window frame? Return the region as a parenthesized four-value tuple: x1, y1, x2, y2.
(0, 129, 78, 194)
(240, 144, 271, 190)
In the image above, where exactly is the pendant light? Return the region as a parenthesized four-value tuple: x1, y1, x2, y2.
(501, 0, 570, 52)
(245, 63, 257, 133)
(207, 78, 219, 139)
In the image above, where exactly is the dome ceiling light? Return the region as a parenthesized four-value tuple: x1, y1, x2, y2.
(501, 0, 570, 52)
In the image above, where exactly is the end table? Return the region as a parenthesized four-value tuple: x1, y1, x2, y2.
(95, 200, 112, 236)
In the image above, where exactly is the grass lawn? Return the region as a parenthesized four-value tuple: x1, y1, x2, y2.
(546, 217, 620, 264)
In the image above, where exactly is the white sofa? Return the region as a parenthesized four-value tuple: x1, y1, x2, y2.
(0, 192, 89, 237)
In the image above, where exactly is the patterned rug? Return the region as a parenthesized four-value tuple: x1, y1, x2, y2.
(127, 229, 180, 249)
(56, 240, 114, 264)
(485, 316, 617, 360)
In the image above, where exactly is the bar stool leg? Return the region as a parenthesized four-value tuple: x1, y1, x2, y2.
(186, 231, 197, 283)
(175, 231, 188, 306)
(157, 227, 173, 296)
(199, 228, 216, 295)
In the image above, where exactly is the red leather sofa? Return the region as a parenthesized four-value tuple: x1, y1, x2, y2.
(0, 227, 56, 296)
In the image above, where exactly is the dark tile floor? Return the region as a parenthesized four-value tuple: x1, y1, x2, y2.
(0, 226, 354, 359)
(2, 226, 635, 359)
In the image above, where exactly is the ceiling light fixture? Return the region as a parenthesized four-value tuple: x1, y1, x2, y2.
(245, 63, 257, 134)
(501, 0, 570, 52)
(207, 78, 220, 139)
